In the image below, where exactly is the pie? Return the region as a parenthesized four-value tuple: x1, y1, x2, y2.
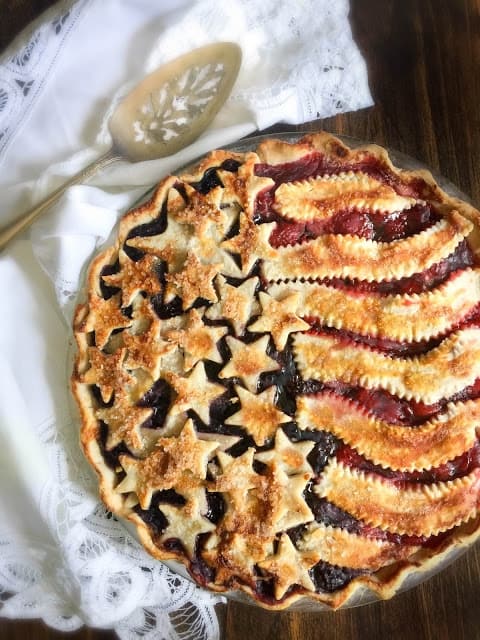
(71, 132, 480, 609)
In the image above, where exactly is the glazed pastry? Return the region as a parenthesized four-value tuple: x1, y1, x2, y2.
(72, 132, 480, 609)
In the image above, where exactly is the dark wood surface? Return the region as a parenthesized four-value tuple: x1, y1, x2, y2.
(1, 0, 480, 638)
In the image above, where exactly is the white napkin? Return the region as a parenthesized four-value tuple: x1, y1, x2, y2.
(0, 0, 372, 636)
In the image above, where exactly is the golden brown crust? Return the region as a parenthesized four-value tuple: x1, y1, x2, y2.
(263, 212, 472, 283)
(268, 268, 480, 342)
(274, 172, 417, 221)
(316, 460, 480, 536)
(294, 328, 480, 403)
(297, 393, 480, 471)
(71, 131, 480, 611)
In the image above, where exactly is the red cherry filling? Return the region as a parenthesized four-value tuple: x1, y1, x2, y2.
(307, 325, 442, 357)
(254, 149, 430, 200)
(267, 203, 439, 247)
(318, 378, 480, 427)
(336, 441, 480, 484)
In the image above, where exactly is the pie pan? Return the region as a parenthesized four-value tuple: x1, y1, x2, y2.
(70, 130, 480, 611)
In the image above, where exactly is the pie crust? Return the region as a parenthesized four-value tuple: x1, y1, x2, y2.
(71, 132, 480, 610)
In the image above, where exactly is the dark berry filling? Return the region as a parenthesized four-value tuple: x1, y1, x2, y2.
(138, 378, 172, 429)
(310, 561, 365, 594)
(205, 492, 226, 524)
(191, 159, 241, 195)
(99, 262, 120, 300)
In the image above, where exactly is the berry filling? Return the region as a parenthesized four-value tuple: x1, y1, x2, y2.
(337, 441, 480, 484)
(254, 150, 430, 200)
(267, 203, 440, 247)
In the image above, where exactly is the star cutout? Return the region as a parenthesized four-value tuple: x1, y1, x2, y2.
(214, 448, 261, 531)
(225, 385, 291, 446)
(221, 213, 277, 274)
(204, 532, 274, 586)
(257, 533, 316, 599)
(198, 431, 241, 452)
(219, 335, 280, 392)
(160, 488, 215, 556)
(248, 291, 310, 350)
(189, 227, 242, 278)
(102, 253, 162, 307)
(173, 186, 226, 235)
(123, 322, 176, 379)
(173, 186, 240, 276)
(165, 253, 221, 309)
(165, 361, 226, 424)
(116, 419, 220, 509)
(166, 308, 228, 371)
(219, 170, 276, 221)
(205, 275, 259, 336)
(120, 297, 176, 378)
(80, 347, 134, 403)
(262, 466, 313, 533)
(96, 391, 152, 454)
(255, 429, 314, 475)
(81, 294, 132, 349)
(126, 214, 192, 273)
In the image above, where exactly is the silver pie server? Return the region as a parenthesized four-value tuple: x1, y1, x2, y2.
(0, 42, 242, 251)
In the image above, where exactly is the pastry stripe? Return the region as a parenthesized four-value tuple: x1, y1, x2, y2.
(296, 393, 480, 471)
(267, 268, 480, 342)
(273, 172, 417, 222)
(263, 212, 472, 283)
(315, 459, 480, 536)
(297, 523, 418, 570)
(293, 328, 480, 404)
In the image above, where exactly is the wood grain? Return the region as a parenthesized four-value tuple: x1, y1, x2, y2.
(1, 1, 480, 639)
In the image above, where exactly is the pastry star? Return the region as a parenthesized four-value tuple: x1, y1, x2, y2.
(174, 186, 225, 235)
(214, 448, 261, 531)
(123, 321, 176, 379)
(165, 253, 222, 310)
(255, 429, 314, 475)
(206, 275, 259, 336)
(81, 347, 133, 403)
(96, 391, 152, 454)
(221, 213, 277, 274)
(189, 227, 241, 278)
(225, 385, 291, 446)
(166, 308, 228, 371)
(174, 186, 239, 274)
(248, 291, 310, 350)
(126, 214, 192, 272)
(219, 335, 280, 392)
(160, 488, 215, 556)
(205, 532, 274, 586)
(263, 467, 313, 533)
(82, 294, 132, 349)
(257, 533, 316, 600)
(166, 361, 226, 424)
(116, 418, 220, 509)
(102, 253, 162, 307)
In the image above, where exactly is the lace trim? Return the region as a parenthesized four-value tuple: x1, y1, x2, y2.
(0, 0, 90, 161)
(0, 410, 223, 637)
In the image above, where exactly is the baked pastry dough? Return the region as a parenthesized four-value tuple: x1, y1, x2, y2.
(72, 132, 480, 610)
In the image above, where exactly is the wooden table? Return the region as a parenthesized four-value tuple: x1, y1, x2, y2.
(1, 1, 480, 638)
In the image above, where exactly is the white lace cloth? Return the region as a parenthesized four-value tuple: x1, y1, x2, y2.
(0, 1, 372, 637)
